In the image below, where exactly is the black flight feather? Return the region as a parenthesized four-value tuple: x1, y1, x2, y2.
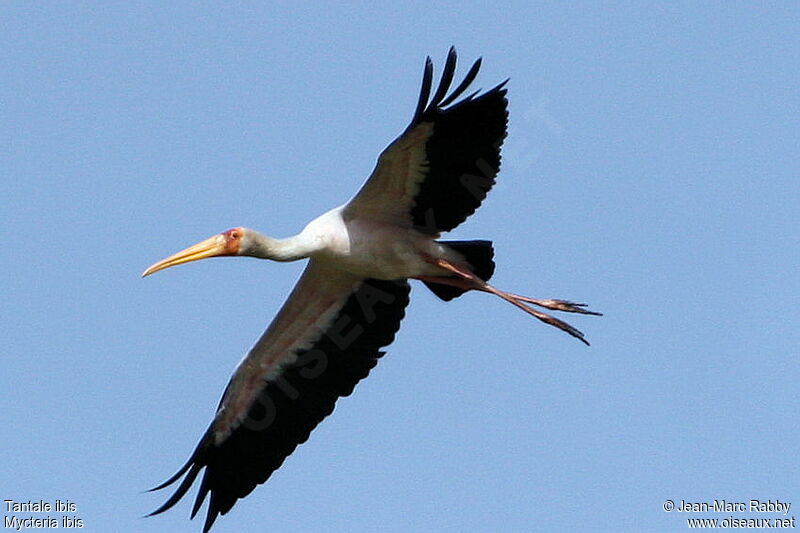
(149, 279, 410, 532)
(406, 49, 509, 235)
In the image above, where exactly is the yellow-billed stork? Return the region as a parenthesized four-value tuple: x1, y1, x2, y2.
(143, 47, 599, 532)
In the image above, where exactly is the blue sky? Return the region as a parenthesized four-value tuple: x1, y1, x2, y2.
(2, 3, 798, 532)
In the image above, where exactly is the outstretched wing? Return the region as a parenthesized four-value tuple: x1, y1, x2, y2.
(345, 46, 508, 235)
(149, 261, 410, 532)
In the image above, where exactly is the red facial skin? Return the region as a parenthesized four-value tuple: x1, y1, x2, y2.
(222, 227, 244, 255)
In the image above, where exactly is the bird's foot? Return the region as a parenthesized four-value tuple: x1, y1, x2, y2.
(488, 288, 592, 345)
(504, 294, 602, 316)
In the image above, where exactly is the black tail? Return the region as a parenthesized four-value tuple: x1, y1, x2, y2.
(423, 240, 495, 301)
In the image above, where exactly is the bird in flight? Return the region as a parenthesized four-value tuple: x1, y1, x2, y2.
(143, 47, 600, 532)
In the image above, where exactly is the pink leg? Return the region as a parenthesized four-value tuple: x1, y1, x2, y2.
(417, 257, 600, 345)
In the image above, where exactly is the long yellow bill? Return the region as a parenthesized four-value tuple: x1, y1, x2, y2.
(142, 234, 228, 277)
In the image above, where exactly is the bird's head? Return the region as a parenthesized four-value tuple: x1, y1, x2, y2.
(142, 227, 251, 277)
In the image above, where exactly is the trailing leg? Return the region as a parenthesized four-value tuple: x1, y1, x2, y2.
(417, 257, 601, 345)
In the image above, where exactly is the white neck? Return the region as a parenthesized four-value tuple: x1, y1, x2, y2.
(245, 231, 318, 262)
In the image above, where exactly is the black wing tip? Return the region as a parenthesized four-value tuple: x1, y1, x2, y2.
(146, 462, 204, 518)
(190, 476, 210, 519)
(494, 78, 510, 93)
(201, 494, 220, 533)
(146, 459, 193, 493)
(424, 56, 434, 75)
(411, 57, 435, 125)
(147, 426, 211, 490)
(146, 500, 176, 518)
(410, 48, 499, 127)
(429, 47, 458, 107)
(146, 428, 213, 520)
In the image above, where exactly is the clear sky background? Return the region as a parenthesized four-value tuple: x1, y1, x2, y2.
(2, 3, 798, 532)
